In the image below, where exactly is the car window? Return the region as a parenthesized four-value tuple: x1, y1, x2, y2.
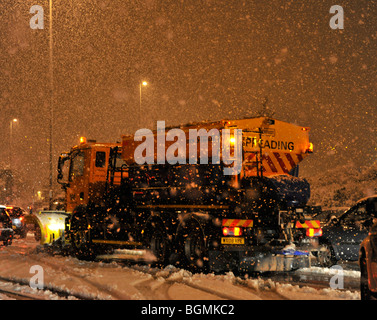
(341, 207, 356, 224)
(367, 200, 377, 216)
(357, 205, 366, 215)
(0, 209, 11, 227)
(6, 207, 23, 217)
(342, 203, 367, 224)
(341, 203, 373, 230)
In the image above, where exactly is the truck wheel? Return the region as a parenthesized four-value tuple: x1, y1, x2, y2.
(318, 242, 337, 267)
(34, 224, 41, 242)
(145, 223, 170, 267)
(70, 213, 96, 261)
(181, 224, 208, 272)
(3, 238, 12, 246)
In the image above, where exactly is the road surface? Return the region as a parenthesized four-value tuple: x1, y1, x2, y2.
(0, 234, 360, 300)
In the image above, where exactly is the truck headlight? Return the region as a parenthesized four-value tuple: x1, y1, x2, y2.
(47, 223, 64, 232)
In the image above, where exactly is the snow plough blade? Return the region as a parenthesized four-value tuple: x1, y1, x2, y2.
(32, 211, 70, 245)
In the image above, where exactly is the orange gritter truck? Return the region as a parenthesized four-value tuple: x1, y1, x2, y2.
(53, 116, 322, 272)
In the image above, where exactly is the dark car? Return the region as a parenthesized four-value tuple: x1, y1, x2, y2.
(319, 196, 377, 267)
(0, 205, 14, 246)
(6, 206, 27, 238)
(359, 222, 377, 300)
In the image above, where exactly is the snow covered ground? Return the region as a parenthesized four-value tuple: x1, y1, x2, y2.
(0, 234, 360, 300)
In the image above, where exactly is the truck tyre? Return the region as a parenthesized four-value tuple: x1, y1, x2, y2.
(3, 238, 12, 246)
(318, 242, 337, 267)
(144, 222, 170, 267)
(70, 207, 96, 261)
(34, 224, 41, 242)
(180, 221, 208, 272)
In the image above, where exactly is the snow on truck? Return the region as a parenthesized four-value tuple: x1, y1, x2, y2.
(47, 116, 321, 272)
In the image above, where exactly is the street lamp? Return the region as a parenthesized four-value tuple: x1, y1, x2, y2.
(9, 118, 18, 169)
(48, 0, 54, 209)
(9, 118, 18, 203)
(139, 81, 148, 128)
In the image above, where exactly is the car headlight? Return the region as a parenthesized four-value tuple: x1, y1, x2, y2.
(12, 218, 21, 226)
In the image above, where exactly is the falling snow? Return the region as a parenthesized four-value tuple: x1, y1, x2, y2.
(0, 1, 376, 208)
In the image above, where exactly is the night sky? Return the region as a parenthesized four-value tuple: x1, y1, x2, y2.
(0, 0, 376, 206)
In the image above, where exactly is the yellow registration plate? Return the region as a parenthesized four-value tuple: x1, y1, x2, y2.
(221, 237, 245, 245)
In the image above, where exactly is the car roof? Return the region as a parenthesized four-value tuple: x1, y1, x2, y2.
(0, 205, 5, 209)
(357, 195, 377, 203)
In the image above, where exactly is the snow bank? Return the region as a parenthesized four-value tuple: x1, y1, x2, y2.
(276, 283, 359, 300)
(299, 266, 360, 278)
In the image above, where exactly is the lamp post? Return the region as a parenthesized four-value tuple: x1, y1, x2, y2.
(9, 118, 18, 170)
(9, 118, 18, 203)
(139, 81, 148, 128)
(48, 0, 54, 209)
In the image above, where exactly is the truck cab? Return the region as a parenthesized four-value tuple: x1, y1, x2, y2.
(57, 138, 122, 213)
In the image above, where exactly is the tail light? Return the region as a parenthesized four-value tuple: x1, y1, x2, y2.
(306, 228, 322, 237)
(222, 227, 242, 237)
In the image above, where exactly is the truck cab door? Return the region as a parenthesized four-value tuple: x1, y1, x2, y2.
(92, 149, 108, 183)
(87, 148, 111, 203)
